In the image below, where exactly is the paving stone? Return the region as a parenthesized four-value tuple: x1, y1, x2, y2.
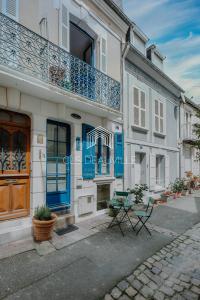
(147, 280, 157, 290)
(138, 264, 146, 271)
(111, 287, 122, 299)
(117, 280, 129, 291)
(172, 295, 185, 300)
(152, 255, 161, 261)
(180, 281, 191, 289)
(150, 274, 163, 286)
(105, 294, 114, 300)
(144, 269, 153, 279)
(154, 290, 165, 300)
(118, 295, 131, 300)
(184, 239, 193, 244)
(140, 285, 154, 298)
(182, 290, 199, 300)
(180, 274, 191, 283)
(134, 294, 145, 300)
(191, 278, 200, 287)
(143, 261, 152, 269)
(159, 285, 175, 296)
(147, 257, 155, 264)
(133, 270, 140, 276)
(126, 274, 135, 284)
(173, 284, 184, 292)
(165, 280, 174, 287)
(125, 286, 137, 297)
(151, 266, 161, 275)
(191, 285, 200, 295)
(137, 273, 150, 284)
(130, 279, 143, 291)
(160, 271, 168, 279)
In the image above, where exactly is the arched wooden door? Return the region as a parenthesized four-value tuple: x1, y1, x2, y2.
(0, 110, 30, 221)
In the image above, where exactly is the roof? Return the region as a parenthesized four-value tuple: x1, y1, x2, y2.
(185, 96, 200, 110)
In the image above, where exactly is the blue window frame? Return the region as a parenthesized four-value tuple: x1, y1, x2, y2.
(46, 120, 71, 210)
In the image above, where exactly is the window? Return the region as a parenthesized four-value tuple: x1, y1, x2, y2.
(100, 36, 107, 73)
(1, 0, 19, 20)
(95, 138, 110, 175)
(133, 87, 146, 128)
(156, 155, 165, 187)
(155, 100, 164, 134)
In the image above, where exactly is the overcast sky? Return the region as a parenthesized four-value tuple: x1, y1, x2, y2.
(123, 0, 200, 103)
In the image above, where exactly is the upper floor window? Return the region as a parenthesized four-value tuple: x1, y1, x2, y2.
(1, 0, 19, 21)
(155, 99, 164, 134)
(133, 87, 146, 128)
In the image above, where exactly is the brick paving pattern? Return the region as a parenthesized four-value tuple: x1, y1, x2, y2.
(103, 222, 200, 300)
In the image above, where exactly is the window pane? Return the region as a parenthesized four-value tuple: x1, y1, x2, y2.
(58, 142, 66, 157)
(160, 118, 164, 133)
(155, 116, 159, 132)
(58, 159, 66, 174)
(134, 107, 139, 125)
(47, 158, 57, 174)
(58, 126, 66, 142)
(141, 110, 145, 128)
(47, 179, 57, 192)
(47, 141, 57, 157)
(102, 55, 106, 72)
(47, 123, 57, 141)
(58, 177, 66, 192)
(134, 88, 139, 106)
(160, 102, 163, 117)
(140, 91, 145, 109)
(155, 100, 159, 115)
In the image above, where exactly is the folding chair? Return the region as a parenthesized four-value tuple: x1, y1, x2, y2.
(133, 197, 155, 235)
(108, 191, 135, 236)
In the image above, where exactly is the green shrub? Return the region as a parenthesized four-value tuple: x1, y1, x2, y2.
(34, 206, 52, 221)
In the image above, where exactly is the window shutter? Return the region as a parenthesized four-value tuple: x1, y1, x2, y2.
(114, 132, 124, 178)
(2, 0, 18, 20)
(165, 155, 170, 188)
(100, 36, 107, 73)
(60, 2, 69, 51)
(149, 153, 156, 191)
(82, 124, 95, 179)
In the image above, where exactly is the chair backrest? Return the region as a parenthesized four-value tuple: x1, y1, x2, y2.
(145, 197, 155, 216)
(115, 191, 129, 197)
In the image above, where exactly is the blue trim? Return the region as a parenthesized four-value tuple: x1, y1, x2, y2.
(82, 124, 95, 179)
(114, 132, 124, 178)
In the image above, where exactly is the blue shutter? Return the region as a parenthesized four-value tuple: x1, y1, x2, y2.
(82, 124, 95, 179)
(114, 132, 124, 178)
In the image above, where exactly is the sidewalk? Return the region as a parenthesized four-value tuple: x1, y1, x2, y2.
(0, 193, 200, 300)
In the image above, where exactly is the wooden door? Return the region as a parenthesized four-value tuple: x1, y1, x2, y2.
(0, 110, 30, 221)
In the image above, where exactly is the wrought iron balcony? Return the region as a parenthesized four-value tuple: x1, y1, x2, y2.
(0, 13, 120, 111)
(182, 122, 197, 142)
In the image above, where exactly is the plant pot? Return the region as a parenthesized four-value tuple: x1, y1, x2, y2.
(32, 213, 57, 242)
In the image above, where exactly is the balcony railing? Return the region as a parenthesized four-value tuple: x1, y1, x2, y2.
(182, 122, 197, 141)
(0, 13, 120, 111)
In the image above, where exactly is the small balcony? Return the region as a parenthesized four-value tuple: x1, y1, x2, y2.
(0, 13, 120, 111)
(182, 122, 197, 143)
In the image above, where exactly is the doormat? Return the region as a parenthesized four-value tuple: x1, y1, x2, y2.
(55, 224, 79, 236)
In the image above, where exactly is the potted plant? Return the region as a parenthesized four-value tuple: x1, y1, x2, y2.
(128, 184, 148, 204)
(32, 206, 57, 242)
(161, 190, 172, 202)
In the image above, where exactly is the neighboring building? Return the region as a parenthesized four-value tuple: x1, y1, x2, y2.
(124, 27, 184, 195)
(0, 0, 129, 243)
(180, 97, 200, 177)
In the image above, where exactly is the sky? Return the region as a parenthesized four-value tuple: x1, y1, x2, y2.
(123, 0, 200, 104)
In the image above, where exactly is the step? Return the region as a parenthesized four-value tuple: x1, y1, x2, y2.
(54, 213, 75, 230)
(0, 223, 32, 246)
(0, 217, 31, 230)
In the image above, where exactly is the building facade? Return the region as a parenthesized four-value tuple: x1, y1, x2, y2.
(0, 0, 129, 243)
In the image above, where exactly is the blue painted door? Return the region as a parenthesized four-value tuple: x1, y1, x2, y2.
(46, 120, 71, 210)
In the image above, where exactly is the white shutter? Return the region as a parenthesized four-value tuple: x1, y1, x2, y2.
(149, 153, 156, 191)
(60, 2, 69, 51)
(165, 155, 170, 188)
(100, 36, 107, 73)
(2, 0, 18, 20)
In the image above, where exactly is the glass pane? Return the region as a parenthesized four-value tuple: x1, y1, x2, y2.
(12, 131, 27, 170)
(58, 159, 66, 174)
(134, 88, 139, 106)
(47, 158, 57, 174)
(160, 118, 164, 133)
(58, 177, 66, 192)
(0, 129, 10, 170)
(0, 110, 10, 122)
(47, 123, 57, 141)
(140, 91, 145, 109)
(141, 110, 145, 128)
(58, 126, 66, 142)
(47, 141, 57, 157)
(47, 179, 57, 192)
(155, 116, 159, 132)
(134, 107, 139, 125)
(155, 100, 159, 115)
(58, 142, 66, 157)
(160, 102, 163, 117)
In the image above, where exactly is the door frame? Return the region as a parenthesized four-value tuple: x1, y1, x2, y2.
(46, 119, 71, 210)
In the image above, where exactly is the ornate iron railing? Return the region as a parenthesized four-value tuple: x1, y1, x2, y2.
(0, 13, 120, 111)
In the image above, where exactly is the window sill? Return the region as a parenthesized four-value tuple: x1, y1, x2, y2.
(93, 176, 115, 184)
(131, 125, 149, 133)
(154, 131, 166, 138)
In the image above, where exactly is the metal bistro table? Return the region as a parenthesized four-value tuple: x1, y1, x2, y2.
(107, 191, 135, 236)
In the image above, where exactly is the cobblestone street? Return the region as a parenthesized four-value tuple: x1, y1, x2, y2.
(104, 222, 200, 300)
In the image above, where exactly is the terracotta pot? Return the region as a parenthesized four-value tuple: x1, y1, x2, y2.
(33, 213, 57, 242)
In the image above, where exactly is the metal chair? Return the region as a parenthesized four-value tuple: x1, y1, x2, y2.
(133, 197, 155, 235)
(108, 191, 135, 236)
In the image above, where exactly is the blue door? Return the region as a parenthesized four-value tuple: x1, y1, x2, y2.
(46, 120, 71, 210)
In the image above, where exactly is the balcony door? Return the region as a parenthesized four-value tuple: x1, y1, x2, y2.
(46, 120, 71, 210)
(0, 110, 30, 221)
